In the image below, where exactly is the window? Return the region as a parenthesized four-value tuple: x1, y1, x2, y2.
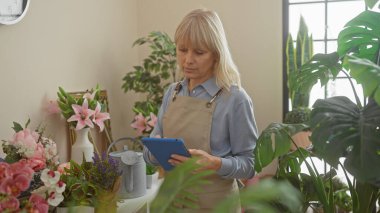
(283, 0, 366, 114)
(283, 0, 368, 184)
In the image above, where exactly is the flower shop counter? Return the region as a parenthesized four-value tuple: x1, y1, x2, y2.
(117, 178, 163, 213)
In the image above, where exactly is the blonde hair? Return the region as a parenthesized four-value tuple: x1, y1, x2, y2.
(174, 8, 241, 90)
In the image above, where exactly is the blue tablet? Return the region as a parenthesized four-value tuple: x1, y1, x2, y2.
(141, 137, 191, 171)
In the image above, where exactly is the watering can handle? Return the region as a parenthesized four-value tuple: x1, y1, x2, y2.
(107, 137, 139, 154)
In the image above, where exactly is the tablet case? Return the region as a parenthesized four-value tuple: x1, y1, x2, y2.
(141, 137, 191, 171)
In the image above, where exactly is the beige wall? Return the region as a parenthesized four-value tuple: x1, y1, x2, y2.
(0, 0, 283, 161)
(137, 0, 283, 131)
(0, 0, 139, 161)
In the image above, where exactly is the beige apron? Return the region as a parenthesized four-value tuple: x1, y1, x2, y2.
(162, 82, 240, 213)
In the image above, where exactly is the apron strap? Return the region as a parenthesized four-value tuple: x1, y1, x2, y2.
(206, 88, 223, 108)
(172, 82, 182, 102)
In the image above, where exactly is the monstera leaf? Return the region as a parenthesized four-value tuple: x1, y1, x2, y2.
(347, 55, 380, 105)
(338, 10, 380, 67)
(295, 52, 342, 94)
(254, 123, 308, 172)
(310, 96, 380, 186)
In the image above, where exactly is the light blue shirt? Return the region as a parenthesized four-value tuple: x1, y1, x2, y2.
(143, 77, 258, 179)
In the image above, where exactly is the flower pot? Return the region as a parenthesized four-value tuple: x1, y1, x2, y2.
(146, 172, 158, 189)
(94, 178, 121, 213)
(71, 128, 94, 163)
(290, 130, 312, 151)
(56, 206, 94, 213)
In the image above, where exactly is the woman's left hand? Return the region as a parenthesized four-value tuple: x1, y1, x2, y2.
(169, 149, 221, 171)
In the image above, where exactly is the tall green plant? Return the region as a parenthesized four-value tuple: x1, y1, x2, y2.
(285, 16, 314, 124)
(294, 1, 380, 212)
(122, 31, 177, 116)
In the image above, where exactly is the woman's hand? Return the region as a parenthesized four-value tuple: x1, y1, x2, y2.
(169, 149, 222, 171)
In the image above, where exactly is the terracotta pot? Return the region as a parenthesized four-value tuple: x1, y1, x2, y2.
(290, 131, 312, 151)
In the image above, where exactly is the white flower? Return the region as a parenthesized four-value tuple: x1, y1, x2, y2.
(41, 169, 60, 187)
(54, 180, 66, 194)
(47, 189, 64, 207)
(44, 142, 57, 160)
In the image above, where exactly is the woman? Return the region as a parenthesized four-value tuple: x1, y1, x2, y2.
(143, 8, 258, 212)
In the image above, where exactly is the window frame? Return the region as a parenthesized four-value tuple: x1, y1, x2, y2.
(282, 0, 365, 120)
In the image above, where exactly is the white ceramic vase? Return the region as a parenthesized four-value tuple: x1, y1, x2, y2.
(71, 128, 94, 163)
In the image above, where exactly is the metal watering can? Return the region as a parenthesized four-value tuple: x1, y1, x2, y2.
(107, 137, 147, 199)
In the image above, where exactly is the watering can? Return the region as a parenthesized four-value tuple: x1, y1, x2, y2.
(108, 137, 147, 199)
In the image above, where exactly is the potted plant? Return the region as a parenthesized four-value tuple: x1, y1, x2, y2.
(146, 164, 158, 189)
(256, 0, 380, 212)
(284, 16, 316, 151)
(122, 31, 177, 116)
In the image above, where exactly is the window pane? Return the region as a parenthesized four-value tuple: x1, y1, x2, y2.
(327, 40, 337, 53)
(327, 1, 365, 39)
(309, 81, 326, 108)
(327, 78, 364, 104)
(314, 41, 326, 54)
(289, 3, 325, 40)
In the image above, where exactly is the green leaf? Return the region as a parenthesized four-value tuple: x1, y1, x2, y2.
(364, 0, 379, 9)
(150, 158, 213, 213)
(347, 55, 380, 105)
(12, 122, 23, 132)
(214, 179, 302, 213)
(337, 10, 380, 67)
(254, 122, 309, 172)
(310, 96, 380, 186)
(24, 118, 31, 129)
(296, 52, 341, 95)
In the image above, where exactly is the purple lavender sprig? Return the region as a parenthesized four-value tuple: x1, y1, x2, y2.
(91, 152, 122, 190)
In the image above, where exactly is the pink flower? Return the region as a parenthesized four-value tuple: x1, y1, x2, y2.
(147, 113, 158, 127)
(0, 162, 11, 182)
(10, 128, 39, 149)
(92, 102, 110, 132)
(131, 113, 150, 136)
(45, 100, 61, 115)
(57, 162, 70, 174)
(0, 196, 20, 212)
(0, 175, 30, 197)
(29, 194, 49, 213)
(67, 99, 95, 130)
(83, 91, 95, 100)
(11, 160, 34, 179)
(27, 157, 46, 172)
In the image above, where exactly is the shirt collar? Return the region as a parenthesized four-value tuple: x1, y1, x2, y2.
(181, 77, 221, 96)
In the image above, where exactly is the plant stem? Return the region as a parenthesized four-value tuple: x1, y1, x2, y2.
(342, 70, 362, 108)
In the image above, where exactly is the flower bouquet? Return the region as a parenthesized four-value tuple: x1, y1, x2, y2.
(57, 85, 110, 132)
(0, 120, 65, 213)
(56, 85, 111, 162)
(1, 119, 58, 171)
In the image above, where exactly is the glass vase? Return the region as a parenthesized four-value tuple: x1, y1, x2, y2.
(71, 128, 94, 163)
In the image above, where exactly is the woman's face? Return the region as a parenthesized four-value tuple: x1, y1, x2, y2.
(176, 42, 216, 87)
